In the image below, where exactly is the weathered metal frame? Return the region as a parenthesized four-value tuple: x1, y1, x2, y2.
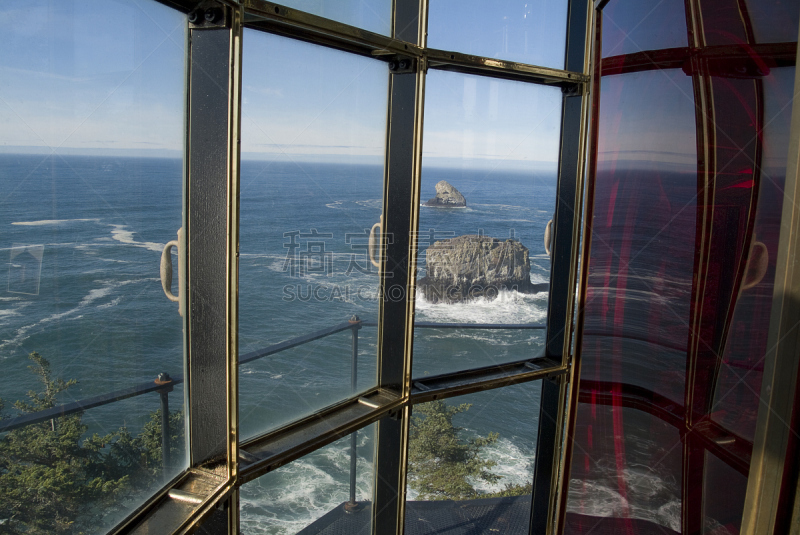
(530, 0, 594, 534)
(740, 30, 800, 535)
(369, 1, 426, 532)
(555, 3, 602, 531)
(97, 0, 593, 533)
(239, 0, 586, 88)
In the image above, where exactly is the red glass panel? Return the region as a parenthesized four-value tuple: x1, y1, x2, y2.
(710, 67, 796, 442)
(566, 405, 683, 533)
(702, 452, 748, 534)
(701, 0, 800, 46)
(565, 67, 696, 532)
(566, 2, 797, 533)
(582, 69, 697, 406)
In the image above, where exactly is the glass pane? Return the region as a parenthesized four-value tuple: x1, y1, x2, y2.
(602, 0, 688, 57)
(701, 0, 800, 46)
(699, 0, 750, 46)
(412, 70, 561, 378)
(427, 0, 568, 69)
(239, 31, 387, 439)
(241, 425, 375, 534)
(709, 67, 796, 441)
(565, 405, 683, 533)
(744, 0, 800, 44)
(0, 1, 186, 533)
(405, 383, 540, 533)
(580, 69, 697, 405)
(566, 67, 696, 533)
(702, 452, 748, 534)
(277, 0, 391, 36)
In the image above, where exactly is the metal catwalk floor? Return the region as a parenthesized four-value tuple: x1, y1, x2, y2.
(297, 497, 682, 535)
(297, 496, 531, 535)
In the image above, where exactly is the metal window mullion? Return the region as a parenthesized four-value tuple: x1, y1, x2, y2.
(186, 5, 240, 474)
(531, 0, 594, 533)
(184, 1, 242, 532)
(372, 0, 425, 533)
(372, 66, 426, 535)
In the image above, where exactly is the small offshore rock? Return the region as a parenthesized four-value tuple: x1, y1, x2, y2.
(424, 180, 466, 207)
(417, 234, 548, 303)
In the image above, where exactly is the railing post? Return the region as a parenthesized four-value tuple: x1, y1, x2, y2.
(155, 373, 174, 473)
(346, 315, 362, 511)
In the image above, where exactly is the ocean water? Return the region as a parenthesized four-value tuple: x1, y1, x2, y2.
(0, 153, 644, 533)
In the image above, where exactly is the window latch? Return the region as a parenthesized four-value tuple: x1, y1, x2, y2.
(188, 1, 228, 28)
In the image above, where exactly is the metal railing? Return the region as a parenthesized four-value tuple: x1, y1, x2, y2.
(0, 317, 545, 492)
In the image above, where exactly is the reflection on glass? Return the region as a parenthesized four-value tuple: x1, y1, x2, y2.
(239, 31, 387, 439)
(405, 383, 539, 533)
(702, 0, 800, 46)
(565, 405, 683, 533)
(0, 0, 186, 533)
(277, 0, 391, 36)
(702, 452, 748, 534)
(601, 0, 688, 57)
(568, 0, 799, 528)
(710, 67, 796, 441)
(412, 70, 561, 377)
(581, 69, 697, 404)
(566, 68, 696, 532)
(241, 426, 375, 534)
(427, 0, 567, 68)
(745, 0, 800, 44)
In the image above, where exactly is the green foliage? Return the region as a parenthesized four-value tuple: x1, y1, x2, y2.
(135, 408, 185, 470)
(408, 400, 504, 501)
(0, 352, 183, 534)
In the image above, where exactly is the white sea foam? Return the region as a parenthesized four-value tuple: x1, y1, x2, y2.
(97, 297, 122, 309)
(80, 287, 114, 307)
(0, 308, 22, 319)
(415, 288, 547, 325)
(469, 436, 534, 494)
(240, 439, 374, 535)
(470, 203, 529, 212)
(11, 218, 100, 226)
(109, 224, 164, 252)
(240, 425, 535, 532)
(566, 467, 682, 532)
(354, 199, 382, 210)
(0, 279, 147, 350)
(529, 271, 549, 285)
(324, 199, 382, 211)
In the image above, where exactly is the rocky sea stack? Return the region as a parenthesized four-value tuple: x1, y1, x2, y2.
(417, 235, 548, 303)
(424, 180, 466, 207)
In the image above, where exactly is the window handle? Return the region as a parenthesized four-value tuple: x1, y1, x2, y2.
(544, 219, 553, 257)
(368, 215, 383, 268)
(160, 228, 184, 316)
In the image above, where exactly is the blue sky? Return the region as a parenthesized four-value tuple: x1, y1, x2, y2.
(0, 0, 569, 166)
(0, 0, 186, 155)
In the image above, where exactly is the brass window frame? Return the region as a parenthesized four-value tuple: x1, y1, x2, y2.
(83, 0, 596, 533)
